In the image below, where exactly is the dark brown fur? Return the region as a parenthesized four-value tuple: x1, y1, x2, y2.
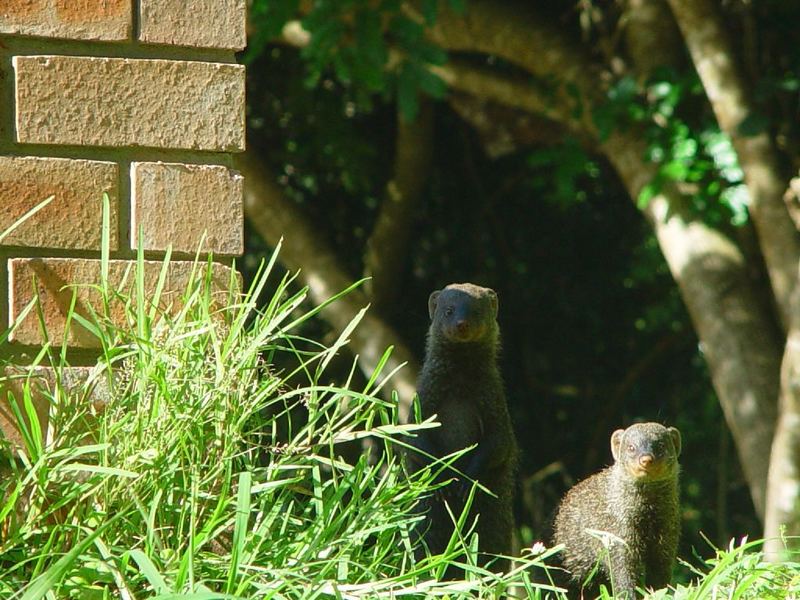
(409, 283, 518, 573)
(553, 422, 681, 598)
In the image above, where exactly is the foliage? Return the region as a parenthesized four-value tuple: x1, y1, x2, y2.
(248, 0, 465, 120)
(666, 538, 800, 599)
(591, 70, 748, 226)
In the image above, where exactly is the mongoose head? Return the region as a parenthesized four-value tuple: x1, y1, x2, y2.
(611, 422, 681, 482)
(428, 283, 499, 344)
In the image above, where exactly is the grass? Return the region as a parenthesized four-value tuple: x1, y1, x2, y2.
(0, 202, 798, 598)
(0, 221, 560, 597)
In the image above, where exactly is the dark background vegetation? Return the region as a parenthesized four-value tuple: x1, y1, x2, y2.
(238, 0, 800, 570)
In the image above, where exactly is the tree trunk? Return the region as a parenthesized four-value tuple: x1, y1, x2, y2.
(765, 272, 800, 558)
(602, 132, 782, 521)
(237, 151, 420, 417)
(364, 101, 435, 317)
(623, 0, 684, 79)
(667, 0, 800, 331)
(429, 0, 782, 522)
(668, 0, 800, 551)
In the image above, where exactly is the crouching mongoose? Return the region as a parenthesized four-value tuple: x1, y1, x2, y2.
(553, 422, 681, 598)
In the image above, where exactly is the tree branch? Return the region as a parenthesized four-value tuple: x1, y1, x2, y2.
(426, 0, 782, 522)
(237, 151, 420, 419)
(623, 0, 684, 79)
(447, 92, 568, 158)
(363, 100, 434, 317)
(667, 0, 800, 331)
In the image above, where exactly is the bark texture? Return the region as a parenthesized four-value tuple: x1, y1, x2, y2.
(364, 101, 434, 316)
(667, 0, 800, 331)
(237, 152, 420, 417)
(428, 0, 781, 523)
(765, 274, 800, 557)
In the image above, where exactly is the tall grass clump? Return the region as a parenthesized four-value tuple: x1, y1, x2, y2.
(0, 212, 560, 597)
(2, 204, 798, 599)
(657, 537, 800, 599)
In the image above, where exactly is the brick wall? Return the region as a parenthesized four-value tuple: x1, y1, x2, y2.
(0, 1, 246, 447)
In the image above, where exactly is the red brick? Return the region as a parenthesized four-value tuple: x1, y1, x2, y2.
(1, 0, 131, 41)
(131, 162, 243, 255)
(14, 56, 245, 152)
(0, 156, 119, 251)
(8, 258, 236, 347)
(140, 0, 246, 50)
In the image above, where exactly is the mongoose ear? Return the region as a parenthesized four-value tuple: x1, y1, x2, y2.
(488, 289, 499, 317)
(610, 429, 625, 461)
(668, 427, 682, 457)
(428, 291, 441, 319)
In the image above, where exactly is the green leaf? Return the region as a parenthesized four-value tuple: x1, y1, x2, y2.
(0, 195, 53, 244)
(20, 518, 119, 600)
(448, 0, 467, 13)
(637, 180, 659, 209)
(332, 52, 353, 84)
(608, 75, 637, 102)
(415, 41, 448, 66)
(672, 137, 698, 160)
(127, 550, 169, 594)
(59, 463, 139, 478)
(661, 160, 690, 181)
(422, 0, 438, 23)
(389, 15, 423, 46)
(249, 0, 300, 39)
(396, 63, 420, 122)
(416, 64, 448, 99)
(226, 471, 252, 594)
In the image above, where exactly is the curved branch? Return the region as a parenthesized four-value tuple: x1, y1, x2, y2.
(429, 2, 596, 95)
(667, 0, 800, 330)
(278, 19, 584, 135)
(364, 100, 434, 316)
(237, 151, 420, 419)
(623, 0, 684, 79)
(603, 131, 781, 520)
(428, 1, 602, 135)
(447, 92, 568, 158)
(427, 0, 782, 522)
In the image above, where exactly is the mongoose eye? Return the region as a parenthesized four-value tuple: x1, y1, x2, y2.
(444, 306, 455, 317)
(626, 444, 636, 454)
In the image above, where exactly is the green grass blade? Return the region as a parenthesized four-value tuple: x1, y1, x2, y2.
(226, 471, 252, 594)
(0, 196, 53, 244)
(128, 549, 169, 594)
(20, 518, 119, 600)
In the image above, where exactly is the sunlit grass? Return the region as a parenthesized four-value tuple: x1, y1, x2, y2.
(0, 203, 561, 597)
(1, 201, 797, 598)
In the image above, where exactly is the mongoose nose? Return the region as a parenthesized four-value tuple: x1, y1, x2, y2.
(639, 454, 654, 468)
(455, 320, 469, 334)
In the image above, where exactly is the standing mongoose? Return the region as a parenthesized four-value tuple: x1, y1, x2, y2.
(553, 422, 681, 599)
(409, 283, 518, 572)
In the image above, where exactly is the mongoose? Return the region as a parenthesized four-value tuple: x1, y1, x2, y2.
(553, 422, 681, 599)
(409, 283, 518, 572)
